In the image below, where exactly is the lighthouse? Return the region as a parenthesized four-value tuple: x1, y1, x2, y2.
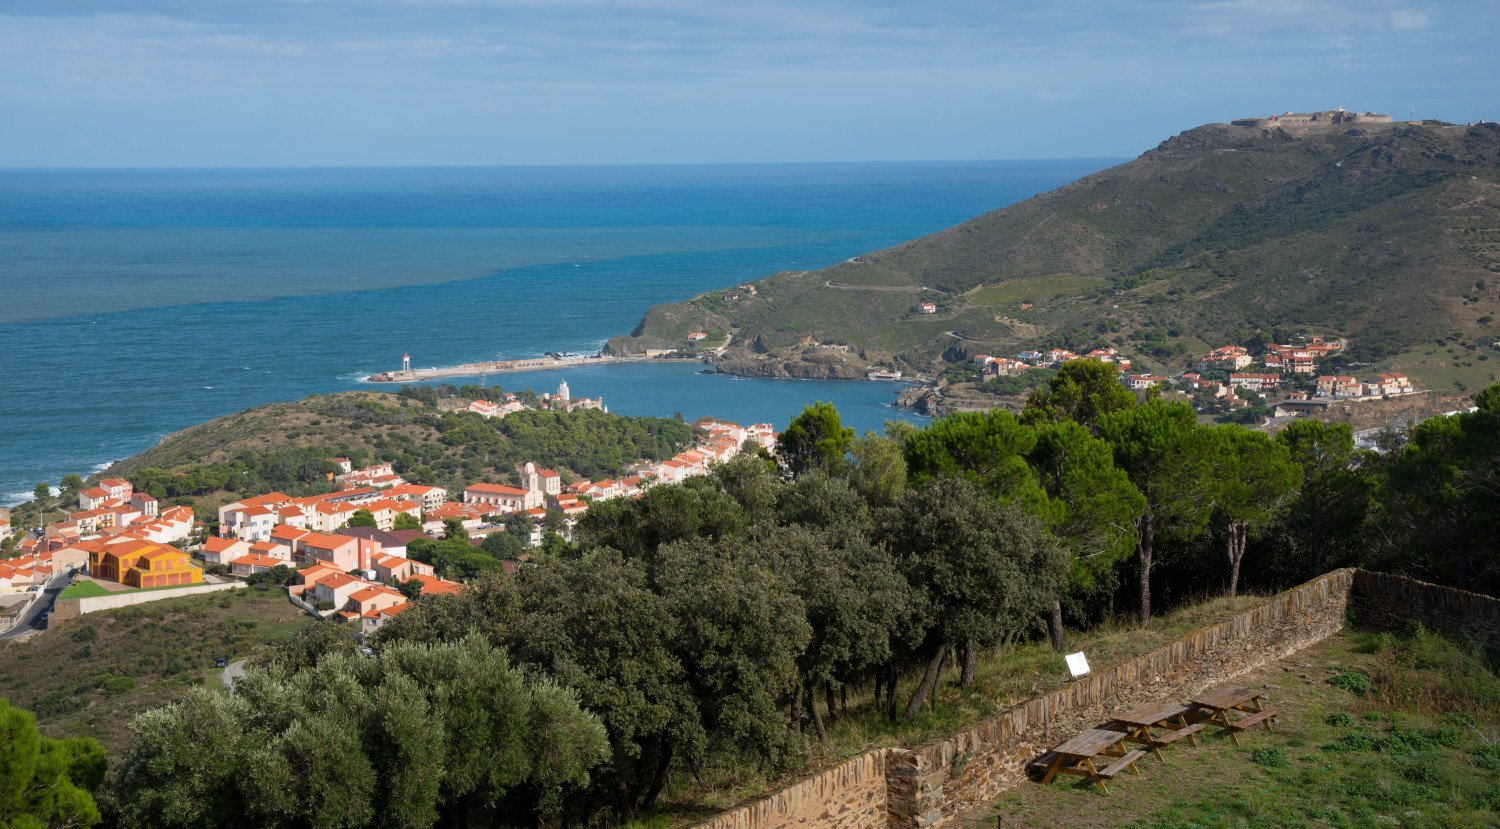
(402, 353, 411, 372)
(557, 380, 570, 402)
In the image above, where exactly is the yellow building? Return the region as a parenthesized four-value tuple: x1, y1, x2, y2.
(90, 540, 203, 589)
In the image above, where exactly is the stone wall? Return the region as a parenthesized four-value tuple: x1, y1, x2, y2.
(1351, 570, 1500, 650)
(692, 750, 889, 829)
(889, 569, 1353, 829)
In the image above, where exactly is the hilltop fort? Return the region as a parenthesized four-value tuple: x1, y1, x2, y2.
(1231, 106, 1393, 128)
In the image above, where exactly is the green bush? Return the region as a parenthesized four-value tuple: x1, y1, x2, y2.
(1325, 712, 1354, 727)
(1330, 669, 1371, 696)
(99, 675, 136, 696)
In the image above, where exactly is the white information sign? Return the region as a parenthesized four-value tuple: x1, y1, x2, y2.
(1065, 651, 1090, 678)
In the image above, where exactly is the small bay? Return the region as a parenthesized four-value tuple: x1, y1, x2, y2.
(0, 160, 1109, 501)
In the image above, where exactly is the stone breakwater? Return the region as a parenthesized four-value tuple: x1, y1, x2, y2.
(691, 569, 1499, 829)
(364, 353, 690, 383)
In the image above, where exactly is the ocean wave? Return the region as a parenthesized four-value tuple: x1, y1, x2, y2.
(91, 459, 119, 473)
(2, 485, 59, 506)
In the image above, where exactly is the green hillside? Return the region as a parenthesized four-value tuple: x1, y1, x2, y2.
(90, 389, 693, 511)
(608, 120, 1500, 384)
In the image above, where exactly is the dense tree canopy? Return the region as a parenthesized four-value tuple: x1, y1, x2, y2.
(1021, 358, 1138, 432)
(776, 402, 855, 476)
(108, 639, 607, 829)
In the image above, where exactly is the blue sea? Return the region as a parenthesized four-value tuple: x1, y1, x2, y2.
(0, 161, 1110, 504)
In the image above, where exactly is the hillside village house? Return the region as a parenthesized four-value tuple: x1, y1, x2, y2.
(1263, 349, 1318, 374)
(423, 502, 486, 535)
(467, 398, 523, 419)
(1178, 372, 1234, 399)
(463, 483, 542, 513)
(1364, 373, 1414, 396)
(335, 462, 405, 489)
(1230, 373, 1283, 393)
(1198, 346, 1253, 372)
(686, 331, 709, 341)
(384, 483, 448, 512)
(1124, 374, 1167, 391)
(229, 552, 286, 576)
(1316, 375, 1363, 398)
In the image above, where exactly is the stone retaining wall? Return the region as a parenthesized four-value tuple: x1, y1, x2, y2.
(889, 569, 1353, 829)
(1351, 570, 1500, 650)
(693, 750, 889, 829)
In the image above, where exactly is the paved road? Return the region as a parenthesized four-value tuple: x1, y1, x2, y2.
(0, 568, 75, 641)
(221, 659, 248, 689)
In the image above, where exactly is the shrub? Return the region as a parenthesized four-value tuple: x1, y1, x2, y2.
(1326, 712, 1354, 727)
(99, 675, 136, 696)
(1330, 669, 1371, 696)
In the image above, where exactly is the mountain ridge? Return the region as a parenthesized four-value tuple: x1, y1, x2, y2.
(606, 119, 1500, 386)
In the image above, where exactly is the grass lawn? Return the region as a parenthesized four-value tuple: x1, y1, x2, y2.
(965, 628, 1500, 829)
(0, 586, 315, 753)
(58, 580, 112, 599)
(59, 579, 216, 600)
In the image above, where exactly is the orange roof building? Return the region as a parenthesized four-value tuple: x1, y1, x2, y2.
(90, 540, 203, 589)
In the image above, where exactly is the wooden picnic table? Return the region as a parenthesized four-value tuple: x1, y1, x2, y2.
(1189, 685, 1278, 745)
(1107, 702, 1203, 761)
(1039, 728, 1145, 791)
(1189, 685, 1265, 725)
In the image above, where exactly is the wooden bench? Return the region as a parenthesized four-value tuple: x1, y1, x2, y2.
(1093, 749, 1148, 791)
(1150, 722, 1206, 751)
(1025, 751, 1058, 777)
(1222, 708, 1279, 745)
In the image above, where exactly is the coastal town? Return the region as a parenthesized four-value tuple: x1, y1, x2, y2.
(968, 334, 1420, 423)
(2, 382, 778, 640)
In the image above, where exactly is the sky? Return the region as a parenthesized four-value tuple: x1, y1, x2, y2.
(1, 0, 1496, 166)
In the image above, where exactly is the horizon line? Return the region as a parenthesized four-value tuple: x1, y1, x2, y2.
(0, 156, 1129, 172)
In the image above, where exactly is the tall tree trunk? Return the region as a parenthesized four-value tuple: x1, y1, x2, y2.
(1225, 520, 1246, 598)
(1049, 598, 1065, 652)
(640, 738, 674, 810)
(1138, 512, 1155, 625)
(807, 680, 826, 741)
(825, 682, 839, 724)
(617, 781, 635, 823)
(841, 684, 848, 716)
(903, 643, 948, 719)
(960, 639, 978, 687)
(931, 647, 947, 713)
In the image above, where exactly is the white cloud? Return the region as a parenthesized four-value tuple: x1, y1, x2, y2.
(1388, 9, 1429, 30)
